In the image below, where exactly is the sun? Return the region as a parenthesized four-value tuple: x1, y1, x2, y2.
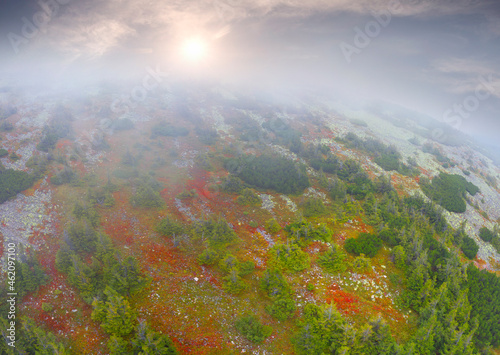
(182, 38, 207, 62)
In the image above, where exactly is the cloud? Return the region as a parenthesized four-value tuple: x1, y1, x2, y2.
(18, 0, 496, 60)
(430, 58, 500, 98)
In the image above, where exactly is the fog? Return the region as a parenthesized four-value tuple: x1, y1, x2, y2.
(1, 0, 499, 147)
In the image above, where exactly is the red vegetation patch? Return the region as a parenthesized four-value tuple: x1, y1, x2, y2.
(418, 167, 430, 177)
(102, 213, 135, 246)
(185, 168, 214, 200)
(141, 242, 178, 266)
(305, 241, 329, 254)
(56, 139, 72, 150)
(326, 284, 360, 315)
(475, 258, 488, 270)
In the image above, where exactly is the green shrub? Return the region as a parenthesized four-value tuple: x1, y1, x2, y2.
(350, 118, 368, 127)
(0, 169, 34, 203)
(351, 254, 371, 272)
(112, 168, 139, 180)
(461, 236, 479, 259)
(391, 245, 406, 269)
(9, 152, 19, 161)
(265, 218, 281, 234)
(374, 153, 401, 171)
(420, 172, 479, 213)
(41, 303, 53, 312)
(317, 244, 347, 273)
(267, 297, 296, 321)
(195, 126, 218, 145)
(151, 122, 189, 138)
(130, 183, 164, 208)
(219, 254, 239, 273)
(260, 269, 291, 299)
(284, 220, 331, 246)
(197, 249, 219, 265)
(268, 242, 310, 272)
(72, 202, 100, 227)
(191, 218, 237, 247)
(239, 260, 255, 276)
(301, 198, 326, 217)
(220, 175, 245, 194)
(344, 233, 382, 258)
(0, 148, 7, 157)
(0, 121, 14, 132)
(235, 315, 272, 343)
(157, 216, 184, 237)
(479, 226, 495, 243)
(112, 118, 134, 131)
(50, 166, 77, 186)
(237, 188, 260, 206)
(87, 186, 115, 207)
(177, 189, 197, 200)
(224, 154, 309, 195)
(222, 269, 247, 294)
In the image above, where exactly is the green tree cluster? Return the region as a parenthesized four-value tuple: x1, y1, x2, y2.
(36, 106, 74, 151)
(92, 287, 136, 336)
(301, 197, 326, 217)
(224, 154, 310, 195)
(130, 179, 164, 208)
(56, 232, 147, 303)
(339, 132, 416, 175)
(461, 236, 479, 259)
(236, 188, 261, 206)
(11, 249, 49, 299)
(344, 233, 382, 258)
(73, 202, 100, 227)
(317, 244, 347, 273)
(420, 173, 479, 213)
(111, 117, 134, 132)
(26, 153, 49, 180)
(50, 166, 77, 186)
(195, 126, 218, 145)
(0, 317, 68, 354)
(479, 226, 496, 242)
(268, 241, 310, 272)
(219, 175, 245, 194)
(284, 220, 331, 246)
(265, 218, 281, 234)
(294, 304, 397, 355)
(87, 185, 116, 207)
(0, 168, 34, 204)
(156, 216, 185, 237)
(151, 122, 189, 138)
(262, 117, 302, 151)
(260, 269, 296, 321)
(235, 315, 272, 343)
(191, 217, 238, 248)
(466, 264, 500, 348)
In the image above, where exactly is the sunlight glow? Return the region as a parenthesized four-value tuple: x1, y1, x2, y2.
(182, 38, 207, 62)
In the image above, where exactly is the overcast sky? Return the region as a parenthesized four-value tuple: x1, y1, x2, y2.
(0, 0, 499, 146)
